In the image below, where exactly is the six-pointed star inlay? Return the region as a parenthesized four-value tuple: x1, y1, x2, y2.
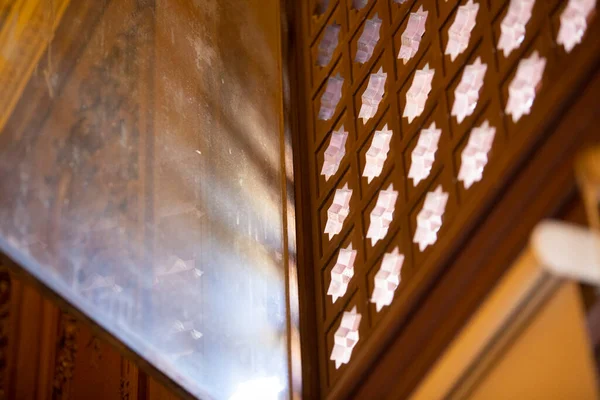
(413, 185, 449, 252)
(458, 120, 496, 189)
(330, 306, 362, 369)
(359, 67, 387, 123)
(505, 51, 546, 122)
(324, 183, 353, 240)
(445, 0, 479, 61)
(408, 122, 442, 186)
(371, 247, 405, 312)
(557, 0, 597, 53)
(321, 126, 349, 181)
(328, 244, 358, 303)
(403, 63, 434, 123)
(398, 6, 428, 64)
(363, 124, 393, 183)
(367, 184, 399, 246)
(497, 0, 536, 57)
(451, 57, 487, 123)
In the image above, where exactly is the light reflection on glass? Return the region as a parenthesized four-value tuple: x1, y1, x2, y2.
(0, 0, 294, 399)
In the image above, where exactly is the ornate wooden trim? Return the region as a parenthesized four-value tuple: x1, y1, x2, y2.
(52, 313, 78, 400)
(0, 268, 10, 400)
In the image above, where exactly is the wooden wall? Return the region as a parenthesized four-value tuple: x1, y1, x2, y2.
(1, 269, 181, 400)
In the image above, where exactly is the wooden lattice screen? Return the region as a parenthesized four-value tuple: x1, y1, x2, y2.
(291, 0, 599, 396)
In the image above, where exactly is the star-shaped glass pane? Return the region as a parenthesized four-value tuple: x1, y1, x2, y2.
(330, 306, 362, 369)
(321, 126, 349, 181)
(324, 183, 352, 240)
(359, 67, 387, 123)
(451, 57, 487, 123)
(363, 124, 393, 183)
(366, 184, 399, 246)
(445, 0, 479, 61)
(403, 64, 434, 123)
(327, 244, 358, 303)
(398, 6, 428, 64)
(458, 120, 496, 189)
(319, 73, 344, 121)
(413, 185, 449, 251)
(497, 0, 535, 57)
(408, 122, 441, 186)
(557, 0, 597, 53)
(356, 14, 382, 64)
(318, 24, 341, 66)
(371, 247, 404, 312)
(505, 51, 546, 122)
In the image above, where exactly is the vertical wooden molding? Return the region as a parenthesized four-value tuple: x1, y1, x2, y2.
(120, 358, 139, 400)
(52, 313, 78, 400)
(0, 269, 11, 400)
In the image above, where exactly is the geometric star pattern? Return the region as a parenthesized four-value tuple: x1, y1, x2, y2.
(398, 6, 428, 64)
(408, 122, 442, 187)
(363, 124, 393, 183)
(356, 14, 382, 64)
(403, 64, 434, 123)
(319, 73, 344, 121)
(458, 120, 496, 189)
(366, 184, 399, 246)
(328, 244, 358, 303)
(321, 126, 349, 181)
(324, 183, 353, 240)
(497, 0, 536, 57)
(557, 0, 597, 53)
(413, 185, 449, 252)
(330, 306, 362, 369)
(451, 57, 487, 123)
(505, 51, 547, 123)
(370, 247, 404, 312)
(359, 67, 387, 123)
(318, 23, 341, 67)
(445, 0, 479, 61)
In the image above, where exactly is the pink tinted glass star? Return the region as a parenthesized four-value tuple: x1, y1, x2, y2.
(356, 14, 382, 64)
(359, 67, 387, 123)
(330, 306, 362, 369)
(445, 0, 479, 61)
(367, 184, 399, 246)
(557, 0, 597, 53)
(321, 126, 349, 181)
(497, 0, 535, 57)
(413, 185, 449, 251)
(371, 247, 404, 312)
(408, 122, 441, 186)
(458, 120, 496, 189)
(327, 244, 358, 303)
(398, 6, 428, 64)
(363, 124, 393, 183)
(451, 57, 487, 123)
(403, 64, 434, 123)
(317, 24, 341, 66)
(324, 183, 352, 240)
(505, 51, 546, 122)
(319, 73, 344, 121)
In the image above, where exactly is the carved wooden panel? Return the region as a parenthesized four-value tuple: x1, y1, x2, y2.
(294, 0, 599, 395)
